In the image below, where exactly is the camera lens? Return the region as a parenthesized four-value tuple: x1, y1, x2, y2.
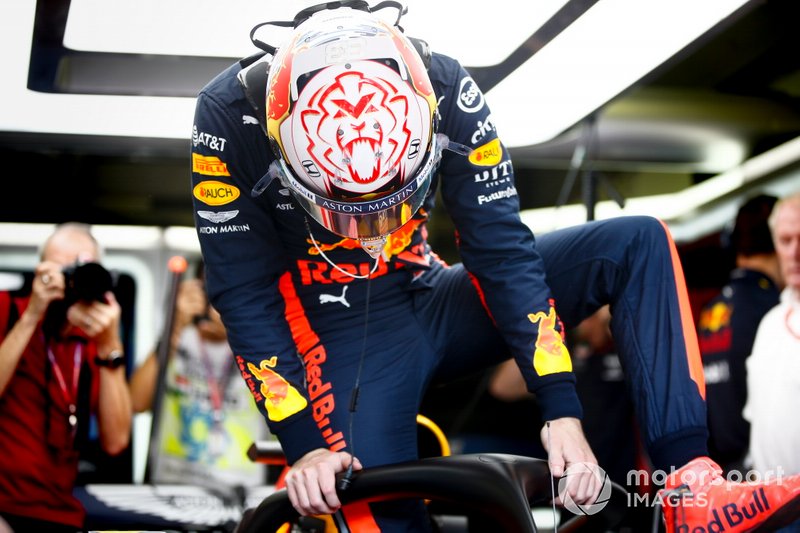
(64, 262, 114, 302)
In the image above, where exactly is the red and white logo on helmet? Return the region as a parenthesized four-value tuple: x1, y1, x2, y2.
(266, 8, 436, 202)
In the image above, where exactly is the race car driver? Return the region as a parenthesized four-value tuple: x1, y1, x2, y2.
(189, 2, 800, 531)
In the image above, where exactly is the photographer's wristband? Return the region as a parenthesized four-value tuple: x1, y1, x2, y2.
(95, 349, 125, 369)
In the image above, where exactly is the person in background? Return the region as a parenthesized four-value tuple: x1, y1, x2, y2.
(190, 3, 800, 531)
(697, 194, 782, 473)
(0, 222, 132, 532)
(744, 192, 800, 478)
(129, 262, 269, 495)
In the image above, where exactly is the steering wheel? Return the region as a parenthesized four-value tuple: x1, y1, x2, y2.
(235, 453, 627, 533)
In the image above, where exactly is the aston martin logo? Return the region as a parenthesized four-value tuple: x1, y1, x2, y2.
(197, 210, 239, 224)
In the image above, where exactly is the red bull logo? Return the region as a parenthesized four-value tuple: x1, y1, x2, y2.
(298, 259, 389, 285)
(388, 24, 436, 111)
(385, 216, 424, 257)
(699, 329, 733, 354)
(266, 35, 298, 150)
(303, 345, 346, 451)
(307, 237, 363, 256)
(528, 306, 572, 375)
(699, 302, 732, 333)
(306, 213, 425, 259)
(246, 357, 307, 422)
(278, 273, 347, 451)
(675, 488, 771, 533)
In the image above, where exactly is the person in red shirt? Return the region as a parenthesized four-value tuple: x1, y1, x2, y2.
(0, 222, 132, 532)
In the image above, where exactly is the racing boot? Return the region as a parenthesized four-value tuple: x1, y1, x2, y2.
(659, 456, 800, 532)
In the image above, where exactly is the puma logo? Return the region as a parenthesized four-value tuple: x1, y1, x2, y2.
(319, 285, 350, 308)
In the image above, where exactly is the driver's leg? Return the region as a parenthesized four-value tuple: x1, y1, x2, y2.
(537, 215, 800, 532)
(535, 215, 707, 468)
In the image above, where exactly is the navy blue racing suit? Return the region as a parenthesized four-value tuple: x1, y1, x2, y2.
(190, 51, 708, 530)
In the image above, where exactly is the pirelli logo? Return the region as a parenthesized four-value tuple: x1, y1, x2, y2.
(192, 153, 230, 176)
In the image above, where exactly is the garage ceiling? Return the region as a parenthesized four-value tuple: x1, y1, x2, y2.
(2, 0, 800, 253)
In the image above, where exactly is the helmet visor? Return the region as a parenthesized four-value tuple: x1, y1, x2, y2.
(276, 133, 442, 240)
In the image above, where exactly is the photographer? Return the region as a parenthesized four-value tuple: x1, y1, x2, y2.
(0, 222, 132, 533)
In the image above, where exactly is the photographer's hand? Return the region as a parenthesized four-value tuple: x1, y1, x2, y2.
(66, 291, 122, 350)
(0, 261, 65, 396)
(29, 261, 66, 321)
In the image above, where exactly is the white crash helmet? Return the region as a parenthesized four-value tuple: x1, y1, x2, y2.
(265, 4, 439, 257)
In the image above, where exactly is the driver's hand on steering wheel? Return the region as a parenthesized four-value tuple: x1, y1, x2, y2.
(284, 448, 363, 516)
(541, 417, 603, 506)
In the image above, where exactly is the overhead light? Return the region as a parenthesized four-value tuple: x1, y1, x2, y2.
(1, 0, 550, 138)
(0, 222, 56, 247)
(0, 2, 196, 138)
(520, 134, 800, 241)
(64, 0, 272, 59)
(64, 0, 566, 67)
(489, 0, 752, 146)
(92, 225, 164, 250)
(0, 0, 750, 145)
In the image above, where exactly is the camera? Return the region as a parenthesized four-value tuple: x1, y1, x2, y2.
(42, 261, 115, 339)
(62, 261, 115, 304)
